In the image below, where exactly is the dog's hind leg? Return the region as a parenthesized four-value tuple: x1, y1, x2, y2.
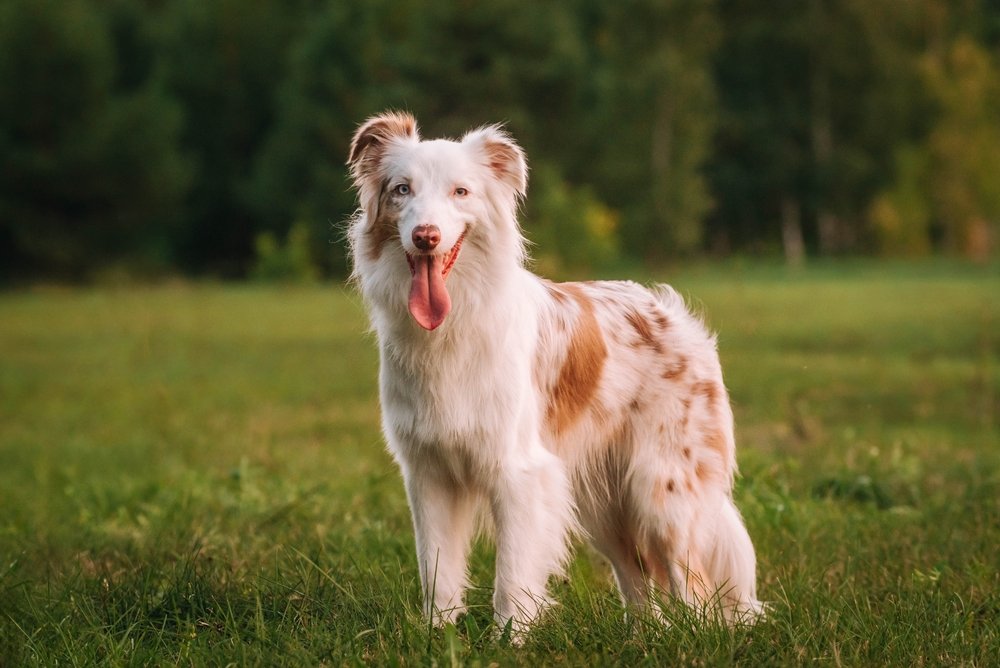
(604, 539, 650, 609)
(402, 464, 478, 626)
(585, 515, 650, 610)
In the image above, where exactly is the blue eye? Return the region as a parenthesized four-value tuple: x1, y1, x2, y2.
(394, 183, 410, 195)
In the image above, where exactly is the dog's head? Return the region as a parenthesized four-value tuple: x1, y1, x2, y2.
(347, 111, 527, 331)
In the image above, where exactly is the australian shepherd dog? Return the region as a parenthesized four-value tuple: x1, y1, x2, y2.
(347, 111, 764, 637)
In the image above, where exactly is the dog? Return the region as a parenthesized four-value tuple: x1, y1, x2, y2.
(346, 111, 764, 636)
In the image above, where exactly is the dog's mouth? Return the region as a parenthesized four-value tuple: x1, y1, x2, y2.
(405, 231, 466, 331)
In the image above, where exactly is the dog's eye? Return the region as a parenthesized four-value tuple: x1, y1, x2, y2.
(393, 183, 411, 196)
(454, 187, 469, 197)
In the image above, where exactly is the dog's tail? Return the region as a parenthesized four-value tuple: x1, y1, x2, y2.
(703, 497, 766, 623)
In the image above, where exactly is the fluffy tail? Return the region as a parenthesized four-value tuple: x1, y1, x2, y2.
(705, 498, 766, 623)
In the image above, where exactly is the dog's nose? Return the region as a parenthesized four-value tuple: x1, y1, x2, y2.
(412, 224, 441, 252)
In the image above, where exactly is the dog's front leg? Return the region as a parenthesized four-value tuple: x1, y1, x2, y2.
(491, 445, 574, 640)
(401, 464, 477, 626)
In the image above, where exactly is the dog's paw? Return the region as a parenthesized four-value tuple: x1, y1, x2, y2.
(428, 604, 467, 629)
(496, 616, 530, 647)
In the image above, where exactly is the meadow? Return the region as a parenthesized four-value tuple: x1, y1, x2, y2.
(1, 261, 997, 666)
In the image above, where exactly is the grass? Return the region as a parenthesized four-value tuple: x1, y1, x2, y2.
(1, 261, 997, 665)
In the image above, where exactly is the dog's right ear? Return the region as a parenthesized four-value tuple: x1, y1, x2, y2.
(347, 111, 419, 187)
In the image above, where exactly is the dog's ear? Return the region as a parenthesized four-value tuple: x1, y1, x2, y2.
(462, 125, 528, 198)
(348, 111, 419, 186)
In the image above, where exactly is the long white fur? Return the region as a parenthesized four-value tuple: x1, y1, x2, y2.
(347, 112, 764, 636)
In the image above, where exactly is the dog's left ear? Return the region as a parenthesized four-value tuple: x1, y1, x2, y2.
(462, 125, 528, 198)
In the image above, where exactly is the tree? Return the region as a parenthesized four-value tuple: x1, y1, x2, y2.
(923, 37, 1000, 258)
(866, 0, 1000, 261)
(154, 0, 314, 276)
(709, 0, 810, 259)
(709, 0, 935, 261)
(0, 0, 189, 279)
(578, 0, 719, 260)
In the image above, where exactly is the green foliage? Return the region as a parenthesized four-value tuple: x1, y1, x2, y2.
(0, 262, 997, 664)
(597, 0, 720, 258)
(921, 36, 1000, 259)
(3, 0, 1000, 280)
(0, 0, 190, 279)
(526, 165, 620, 274)
(709, 0, 937, 259)
(154, 0, 314, 277)
(250, 221, 320, 283)
(869, 146, 932, 255)
(870, 35, 1000, 260)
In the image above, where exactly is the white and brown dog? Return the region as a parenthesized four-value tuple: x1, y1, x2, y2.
(347, 111, 764, 635)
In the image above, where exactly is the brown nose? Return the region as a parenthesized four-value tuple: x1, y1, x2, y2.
(412, 224, 441, 252)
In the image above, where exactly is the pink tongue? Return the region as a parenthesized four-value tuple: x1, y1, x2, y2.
(408, 254, 451, 330)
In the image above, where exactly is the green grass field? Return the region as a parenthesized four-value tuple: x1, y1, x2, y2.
(1, 262, 997, 666)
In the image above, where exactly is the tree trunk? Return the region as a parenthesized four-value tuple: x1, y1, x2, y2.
(810, 0, 839, 255)
(781, 196, 806, 266)
(650, 85, 673, 255)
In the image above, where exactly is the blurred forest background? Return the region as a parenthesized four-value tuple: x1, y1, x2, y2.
(2, 0, 999, 283)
